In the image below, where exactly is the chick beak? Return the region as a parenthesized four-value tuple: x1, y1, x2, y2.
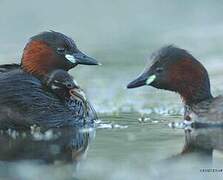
(65, 50, 101, 66)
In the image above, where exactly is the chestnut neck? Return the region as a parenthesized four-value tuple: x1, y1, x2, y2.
(166, 55, 214, 106)
(179, 75, 213, 106)
(21, 40, 60, 80)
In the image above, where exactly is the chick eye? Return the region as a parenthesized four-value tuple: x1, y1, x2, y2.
(156, 67, 163, 73)
(57, 47, 66, 54)
(66, 83, 74, 89)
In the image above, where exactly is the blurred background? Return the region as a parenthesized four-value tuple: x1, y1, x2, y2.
(1, 0, 223, 180)
(0, 0, 223, 112)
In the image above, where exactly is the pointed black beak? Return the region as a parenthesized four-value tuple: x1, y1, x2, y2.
(127, 72, 156, 89)
(74, 50, 100, 65)
(65, 50, 101, 66)
(127, 72, 147, 89)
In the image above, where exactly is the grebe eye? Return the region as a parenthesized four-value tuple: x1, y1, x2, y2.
(66, 83, 73, 88)
(57, 47, 66, 54)
(156, 67, 163, 73)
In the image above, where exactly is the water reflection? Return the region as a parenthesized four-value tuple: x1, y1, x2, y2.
(0, 126, 95, 164)
(170, 120, 223, 159)
(184, 127, 223, 153)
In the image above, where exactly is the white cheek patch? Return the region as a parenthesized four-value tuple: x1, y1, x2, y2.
(51, 85, 60, 90)
(146, 74, 156, 85)
(65, 54, 76, 63)
(72, 79, 79, 87)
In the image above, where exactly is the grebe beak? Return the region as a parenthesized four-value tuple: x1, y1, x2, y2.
(65, 50, 101, 66)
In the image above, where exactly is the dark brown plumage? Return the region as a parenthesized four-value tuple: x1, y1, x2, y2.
(0, 31, 99, 130)
(127, 45, 223, 156)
